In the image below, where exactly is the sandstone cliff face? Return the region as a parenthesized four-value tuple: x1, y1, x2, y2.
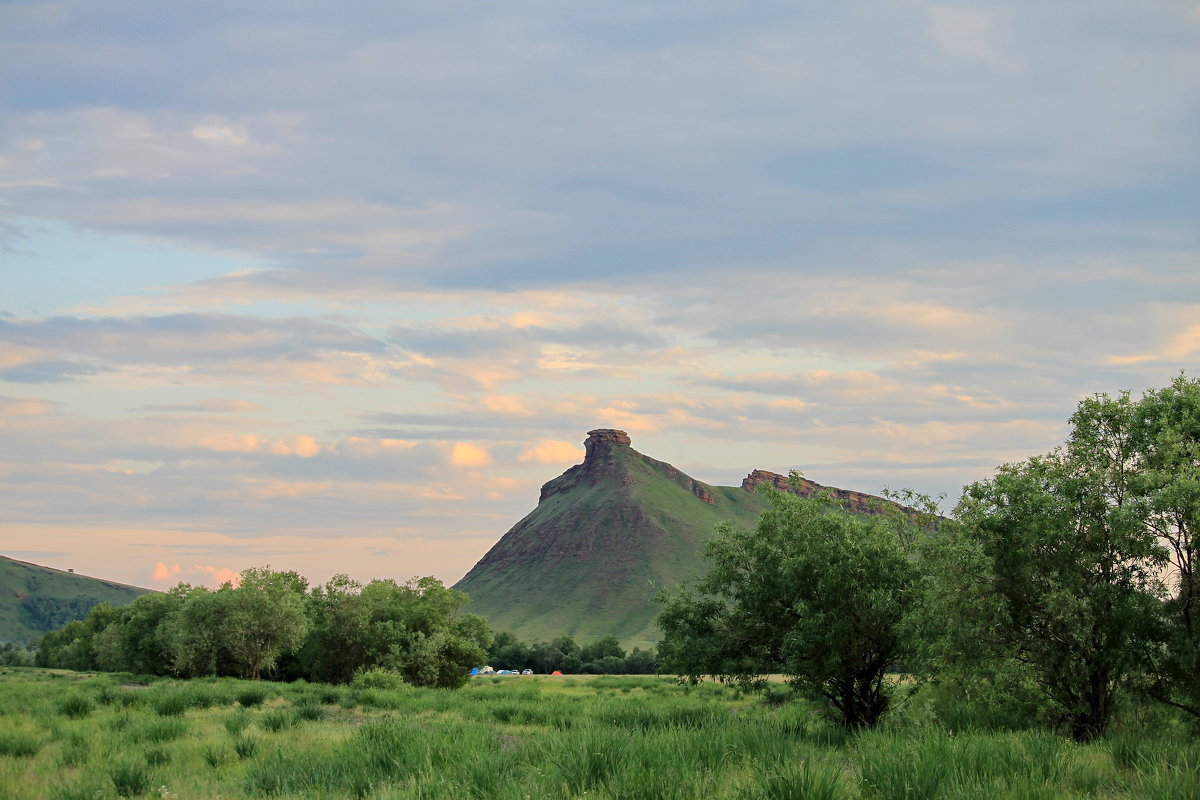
(740, 469, 898, 515)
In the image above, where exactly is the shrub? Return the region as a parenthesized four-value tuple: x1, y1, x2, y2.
(292, 699, 325, 722)
(110, 759, 153, 797)
(351, 666, 407, 691)
(143, 746, 170, 766)
(151, 691, 190, 717)
(94, 685, 122, 706)
(203, 744, 229, 769)
(0, 729, 43, 758)
(57, 733, 90, 767)
(232, 734, 258, 759)
(224, 711, 251, 736)
(236, 686, 268, 708)
(761, 761, 844, 800)
(258, 709, 293, 732)
(762, 683, 794, 707)
(57, 693, 95, 719)
(127, 717, 189, 743)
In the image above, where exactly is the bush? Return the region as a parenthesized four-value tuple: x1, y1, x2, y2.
(351, 666, 407, 691)
(258, 709, 293, 732)
(236, 687, 268, 707)
(292, 699, 325, 722)
(110, 759, 153, 797)
(203, 744, 229, 769)
(0, 729, 43, 758)
(224, 711, 251, 736)
(127, 717, 189, 743)
(232, 734, 258, 759)
(57, 693, 95, 719)
(151, 691, 190, 716)
(143, 746, 170, 766)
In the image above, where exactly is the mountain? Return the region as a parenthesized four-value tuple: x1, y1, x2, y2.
(453, 429, 902, 650)
(0, 555, 151, 643)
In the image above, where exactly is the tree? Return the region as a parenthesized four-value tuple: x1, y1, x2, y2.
(950, 390, 1168, 741)
(298, 574, 372, 684)
(1131, 375, 1200, 718)
(657, 482, 926, 729)
(159, 583, 235, 677)
(224, 567, 310, 680)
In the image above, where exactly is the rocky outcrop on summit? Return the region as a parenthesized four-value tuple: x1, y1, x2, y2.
(540, 429, 713, 504)
(740, 469, 898, 515)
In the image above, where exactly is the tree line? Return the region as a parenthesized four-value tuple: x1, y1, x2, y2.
(33, 570, 661, 685)
(36, 572, 494, 688)
(658, 374, 1200, 741)
(486, 631, 659, 675)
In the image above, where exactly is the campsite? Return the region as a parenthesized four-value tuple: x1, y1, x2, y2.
(1, 666, 1196, 800)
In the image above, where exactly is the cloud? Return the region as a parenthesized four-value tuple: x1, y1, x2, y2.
(450, 442, 492, 468)
(0, 359, 104, 383)
(195, 565, 241, 588)
(151, 561, 181, 584)
(139, 399, 264, 414)
(0, 0, 1197, 597)
(0, 395, 55, 416)
(519, 440, 585, 465)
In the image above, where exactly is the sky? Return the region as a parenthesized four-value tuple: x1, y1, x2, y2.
(1, 0, 1198, 592)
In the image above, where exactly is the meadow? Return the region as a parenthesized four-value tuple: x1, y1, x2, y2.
(0, 667, 1196, 800)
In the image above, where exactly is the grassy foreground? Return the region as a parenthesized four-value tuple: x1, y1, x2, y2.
(0, 668, 1196, 800)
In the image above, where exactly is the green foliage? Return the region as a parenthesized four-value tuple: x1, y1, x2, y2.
(223, 710, 251, 735)
(657, 481, 927, 728)
(150, 690, 191, 716)
(203, 743, 229, 768)
(224, 566, 310, 680)
(0, 641, 36, 666)
(236, 686, 268, 707)
(232, 733, 258, 759)
(126, 716, 189, 743)
(945, 386, 1173, 741)
(109, 757, 153, 797)
(351, 666, 407, 690)
(761, 761, 845, 800)
(291, 697, 324, 721)
(1132, 374, 1200, 719)
(0, 728, 44, 757)
(257, 709, 293, 732)
(18, 595, 100, 632)
(56, 692, 95, 718)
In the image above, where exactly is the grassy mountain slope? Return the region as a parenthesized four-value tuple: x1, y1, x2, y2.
(455, 430, 910, 651)
(454, 431, 770, 650)
(0, 555, 151, 643)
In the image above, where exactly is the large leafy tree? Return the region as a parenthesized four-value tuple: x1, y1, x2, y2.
(951, 389, 1168, 741)
(298, 575, 491, 687)
(657, 484, 926, 729)
(1130, 375, 1200, 717)
(159, 583, 236, 677)
(224, 567, 310, 680)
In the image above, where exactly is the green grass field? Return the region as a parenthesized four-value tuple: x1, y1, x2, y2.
(0, 667, 1195, 800)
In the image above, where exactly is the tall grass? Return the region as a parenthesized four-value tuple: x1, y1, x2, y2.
(0, 669, 1196, 800)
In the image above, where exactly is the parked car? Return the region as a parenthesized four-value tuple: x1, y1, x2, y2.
(521, 669, 533, 675)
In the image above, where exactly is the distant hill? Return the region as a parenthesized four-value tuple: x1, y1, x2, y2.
(0, 555, 151, 643)
(454, 429, 903, 650)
